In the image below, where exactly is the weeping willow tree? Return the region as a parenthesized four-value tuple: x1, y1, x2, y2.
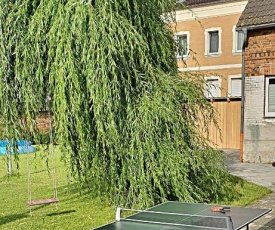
(0, 0, 232, 207)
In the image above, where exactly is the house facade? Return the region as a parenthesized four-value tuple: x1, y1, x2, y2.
(175, 0, 247, 149)
(237, 0, 275, 163)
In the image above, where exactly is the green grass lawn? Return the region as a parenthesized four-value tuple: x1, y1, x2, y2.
(0, 147, 271, 230)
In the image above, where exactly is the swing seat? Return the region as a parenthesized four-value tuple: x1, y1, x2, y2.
(27, 198, 58, 206)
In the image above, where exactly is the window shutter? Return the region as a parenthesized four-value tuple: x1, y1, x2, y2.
(268, 79, 275, 112)
(231, 78, 242, 97)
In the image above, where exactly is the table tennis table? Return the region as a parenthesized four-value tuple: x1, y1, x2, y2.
(95, 201, 271, 230)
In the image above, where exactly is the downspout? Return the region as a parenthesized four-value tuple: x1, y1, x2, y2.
(240, 27, 247, 163)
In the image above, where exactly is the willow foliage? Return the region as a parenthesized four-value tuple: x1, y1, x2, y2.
(0, 0, 231, 207)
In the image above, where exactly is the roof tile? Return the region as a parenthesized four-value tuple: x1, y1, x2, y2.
(237, 0, 275, 27)
(184, 0, 242, 7)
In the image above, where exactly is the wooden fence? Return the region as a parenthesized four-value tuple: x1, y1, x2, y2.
(36, 100, 241, 149)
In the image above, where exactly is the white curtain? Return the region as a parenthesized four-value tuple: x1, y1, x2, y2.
(268, 79, 275, 112)
(231, 78, 242, 97)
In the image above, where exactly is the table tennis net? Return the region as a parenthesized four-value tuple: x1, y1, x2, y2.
(116, 208, 234, 230)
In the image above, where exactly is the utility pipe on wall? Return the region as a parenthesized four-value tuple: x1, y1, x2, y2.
(239, 27, 247, 163)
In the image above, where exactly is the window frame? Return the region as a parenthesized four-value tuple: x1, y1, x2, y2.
(232, 26, 244, 53)
(205, 28, 222, 56)
(265, 76, 275, 117)
(228, 75, 242, 97)
(204, 76, 221, 98)
(175, 31, 190, 59)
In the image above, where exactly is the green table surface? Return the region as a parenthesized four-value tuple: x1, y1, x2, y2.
(95, 201, 271, 230)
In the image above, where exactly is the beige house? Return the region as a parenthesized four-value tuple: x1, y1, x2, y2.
(175, 0, 248, 149)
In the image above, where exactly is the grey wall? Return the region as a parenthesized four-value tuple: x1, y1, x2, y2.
(244, 75, 275, 163)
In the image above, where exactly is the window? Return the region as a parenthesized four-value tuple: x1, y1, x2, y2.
(236, 31, 244, 52)
(233, 26, 244, 53)
(204, 77, 221, 98)
(175, 32, 189, 58)
(205, 28, 221, 55)
(265, 76, 275, 117)
(209, 31, 219, 53)
(228, 75, 242, 97)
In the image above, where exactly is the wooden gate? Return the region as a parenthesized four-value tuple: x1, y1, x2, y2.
(207, 99, 241, 149)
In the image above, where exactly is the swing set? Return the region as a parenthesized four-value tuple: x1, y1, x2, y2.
(26, 96, 58, 214)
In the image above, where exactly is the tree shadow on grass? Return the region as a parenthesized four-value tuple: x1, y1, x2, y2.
(0, 209, 77, 226)
(0, 204, 52, 226)
(0, 213, 28, 226)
